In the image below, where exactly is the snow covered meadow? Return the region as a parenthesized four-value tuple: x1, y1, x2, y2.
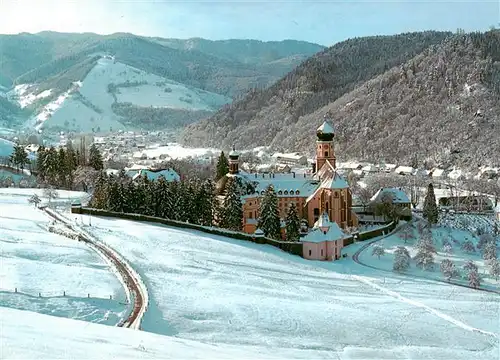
(1, 187, 499, 359)
(360, 215, 500, 290)
(0, 191, 126, 326)
(60, 211, 499, 359)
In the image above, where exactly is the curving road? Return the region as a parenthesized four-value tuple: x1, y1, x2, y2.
(352, 222, 500, 295)
(42, 207, 148, 329)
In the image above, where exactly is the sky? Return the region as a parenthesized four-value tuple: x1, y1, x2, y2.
(0, 0, 498, 46)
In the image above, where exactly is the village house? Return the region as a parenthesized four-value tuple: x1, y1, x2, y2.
(301, 212, 346, 261)
(226, 117, 358, 237)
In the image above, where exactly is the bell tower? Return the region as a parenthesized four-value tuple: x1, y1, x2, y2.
(228, 145, 240, 174)
(315, 116, 336, 172)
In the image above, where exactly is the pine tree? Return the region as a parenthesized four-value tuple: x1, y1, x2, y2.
(477, 233, 494, 250)
(489, 260, 500, 281)
(215, 151, 229, 180)
(398, 223, 415, 243)
(372, 245, 385, 259)
(198, 180, 216, 226)
(464, 261, 481, 289)
(258, 185, 281, 239)
(10, 143, 29, 171)
(393, 246, 411, 272)
(89, 143, 104, 171)
(440, 259, 459, 281)
(220, 177, 243, 231)
(461, 240, 476, 253)
(483, 241, 497, 264)
(422, 183, 438, 224)
(285, 203, 300, 241)
(414, 232, 436, 270)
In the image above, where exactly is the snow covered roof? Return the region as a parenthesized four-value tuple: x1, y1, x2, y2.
(394, 166, 414, 175)
(370, 187, 410, 204)
(361, 164, 378, 172)
(254, 228, 264, 236)
(130, 168, 180, 182)
(431, 168, 445, 178)
(302, 213, 345, 243)
(317, 121, 334, 134)
(241, 173, 318, 198)
(320, 172, 349, 189)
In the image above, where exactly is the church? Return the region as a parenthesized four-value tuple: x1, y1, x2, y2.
(226, 117, 358, 237)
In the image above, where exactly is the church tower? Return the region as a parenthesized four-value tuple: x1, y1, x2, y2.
(315, 116, 336, 172)
(228, 145, 240, 174)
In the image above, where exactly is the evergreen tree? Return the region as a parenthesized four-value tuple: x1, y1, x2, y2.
(464, 261, 481, 289)
(220, 177, 243, 231)
(197, 180, 216, 226)
(89, 143, 104, 171)
(393, 246, 411, 272)
(215, 151, 229, 180)
(461, 240, 476, 253)
(285, 203, 300, 241)
(489, 260, 500, 281)
(10, 143, 29, 171)
(258, 185, 281, 239)
(422, 183, 438, 224)
(483, 241, 497, 264)
(414, 232, 436, 270)
(90, 172, 109, 209)
(440, 259, 459, 281)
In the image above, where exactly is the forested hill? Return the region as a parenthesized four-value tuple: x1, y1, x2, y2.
(181, 30, 500, 168)
(0, 32, 324, 97)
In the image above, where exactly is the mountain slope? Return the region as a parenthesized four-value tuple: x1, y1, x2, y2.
(0, 32, 324, 132)
(0, 32, 324, 97)
(182, 30, 500, 168)
(181, 31, 452, 148)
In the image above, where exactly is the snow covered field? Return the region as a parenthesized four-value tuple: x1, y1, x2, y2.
(65, 212, 499, 359)
(1, 306, 337, 359)
(359, 218, 500, 290)
(0, 191, 126, 325)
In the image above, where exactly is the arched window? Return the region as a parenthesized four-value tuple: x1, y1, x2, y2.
(321, 249, 324, 256)
(295, 190, 300, 195)
(278, 190, 283, 195)
(326, 202, 329, 213)
(324, 151, 329, 157)
(284, 190, 288, 195)
(261, 191, 265, 195)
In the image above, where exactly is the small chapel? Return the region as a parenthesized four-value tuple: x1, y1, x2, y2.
(225, 116, 358, 238)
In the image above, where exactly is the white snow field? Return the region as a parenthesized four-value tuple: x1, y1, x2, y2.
(0, 191, 126, 325)
(65, 212, 499, 359)
(1, 306, 338, 360)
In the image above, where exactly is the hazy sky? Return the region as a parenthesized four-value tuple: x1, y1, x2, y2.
(0, 0, 498, 46)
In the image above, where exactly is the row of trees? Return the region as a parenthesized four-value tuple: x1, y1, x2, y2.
(374, 221, 500, 288)
(35, 142, 103, 190)
(89, 171, 302, 241)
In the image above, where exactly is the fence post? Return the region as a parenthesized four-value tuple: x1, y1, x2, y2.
(63, 291, 66, 297)
(15, 287, 17, 293)
(39, 292, 41, 297)
(88, 293, 90, 298)
(110, 295, 112, 300)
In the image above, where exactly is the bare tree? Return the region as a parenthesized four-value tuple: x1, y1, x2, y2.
(371, 245, 386, 259)
(43, 187, 59, 206)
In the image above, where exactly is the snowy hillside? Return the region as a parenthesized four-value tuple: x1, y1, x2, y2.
(2, 306, 335, 360)
(0, 191, 126, 326)
(59, 211, 499, 359)
(10, 57, 231, 133)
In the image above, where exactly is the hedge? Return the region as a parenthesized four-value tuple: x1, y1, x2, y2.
(72, 206, 304, 256)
